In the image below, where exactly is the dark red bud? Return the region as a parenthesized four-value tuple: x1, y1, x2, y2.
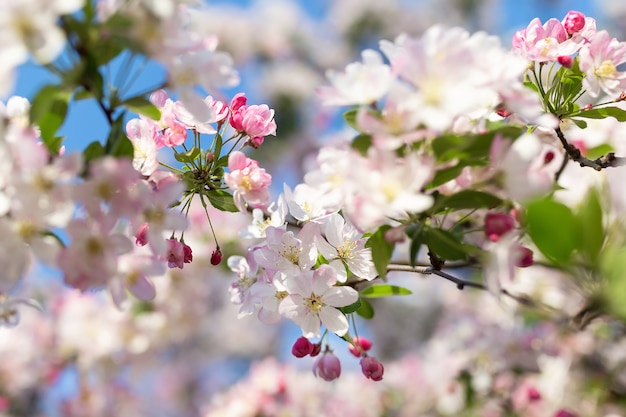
(211, 248, 223, 265)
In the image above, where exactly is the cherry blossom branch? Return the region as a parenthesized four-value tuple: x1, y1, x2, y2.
(385, 263, 539, 307)
(554, 126, 626, 171)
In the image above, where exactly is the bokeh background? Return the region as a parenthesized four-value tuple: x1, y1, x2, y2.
(4, 1, 626, 416)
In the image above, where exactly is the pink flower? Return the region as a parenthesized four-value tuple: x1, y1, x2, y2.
(312, 352, 341, 381)
(231, 103, 277, 144)
(512, 18, 579, 62)
(360, 356, 384, 381)
(579, 30, 626, 97)
(224, 151, 272, 212)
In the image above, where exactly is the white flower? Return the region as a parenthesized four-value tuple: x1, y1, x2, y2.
(254, 223, 318, 277)
(315, 213, 376, 282)
(279, 264, 358, 338)
(283, 183, 331, 223)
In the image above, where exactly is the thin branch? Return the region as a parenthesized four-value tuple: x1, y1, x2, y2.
(385, 263, 538, 307)
(554, 126, 626, 171)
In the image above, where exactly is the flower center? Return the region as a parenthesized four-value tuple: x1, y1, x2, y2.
(596, 60, 617, 78)
(305, 293, 324, 313)
(337, 240, 357, 261)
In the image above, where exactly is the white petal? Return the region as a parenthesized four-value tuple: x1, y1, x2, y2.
(319, 306, 349, 336)
(322, 286, 358, 308)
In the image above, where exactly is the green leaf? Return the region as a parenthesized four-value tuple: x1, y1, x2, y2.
(355, 298, 374, 319)
(365, 225, 394, 279)
(427, 164, 466, 189)
(586, 143, 614, 160)
(571, 118, 588, 129)
(360, 284, 412, 298)
(525, 198, 580, 264)
(601, 247, 626, 320)
(29, 85, 71, 153)
(432, 126, 523, 163)
(206, 190, 238, 212)
(351, 134, 372, 156)
(434, 190, 503, 212)
(340, 298, 362, 314)
(343, 108, 358, 130)
(83, 141, 105, 165)
(122, 96, 161, 120)
(571, 106, 626, 122)
(576, 188, 604, 265)
(174, 147, 200, 164)
(105, 113, 132, 158)
(422, 227, 468, 261)
(406, 224, 425, 267)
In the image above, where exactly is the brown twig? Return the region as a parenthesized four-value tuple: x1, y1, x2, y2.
(554, 126, 626, 171)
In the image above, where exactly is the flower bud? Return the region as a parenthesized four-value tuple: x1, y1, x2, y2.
(229, 93, 247, 112)
(205, 151, 214, 165)
(292, 337, 315, 358)
(515, 246, 534, 267)
(312, 352, 341, 381)
(135, 223, 149, 246)
(562, 11, 585, 35)
(150, 89, 168, 108)
(249, 136, 264, 149)
(360, 356, 384, 381)
(182, 241, 193, 264)
(527, 386, 541, 401)
(310, 343, 322, 357)
(348, 336, 373, 357)
(557, 55, 573, 68)
(211, 248, 223, 265)
(484, 212, 515, 242)
(554, 409, 577, 417)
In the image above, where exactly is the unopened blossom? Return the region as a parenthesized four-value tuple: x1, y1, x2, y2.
(360, 356, 384, 381)
(165, 238, 185, 269)
(316, 49, 393, 106)
(348, 336, 373, 357)
(210, 248, 223, 265)
(224, 151, 272, 212)
(312, 352, 341, 381)
(579, 30, 626, 97)
(484, 212, 516, 242)
(562, 11, 586, 35)
(315, 213, 376, 282)
(292, 336, 315, 358)
(279, 264, 358, 338)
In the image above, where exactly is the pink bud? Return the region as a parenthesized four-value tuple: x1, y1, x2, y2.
(182, 241, 193, 264)
(360, 356, 384, 381)
(544, 151, 555, 164)
(312, 352, 341, 381)
(527, 386, 541, 401)
(150, 89, 169, 108)
(557, 55, 573, 68)
(229, 93, 247, 112)
(310, 343, 322, 357)
(484, 212, 515, 242)
(211, 248, 223, 265)
(248, 136, 264, 149)
(205, 151, 214, 164)
(348, 336, 373, 357)
(291, 337, 314, 358)
(515, 246, 534, 267)
(554, 409, 577, 417)
(135, 223, 149, 246)
(562, 11, 585, 35)
(166, 238, 185, 269)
